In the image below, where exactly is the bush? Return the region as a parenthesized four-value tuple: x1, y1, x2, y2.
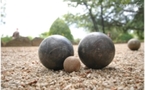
(49, 18, 74, 42)
(115, 33, 133, 43)
(28, 36, 33, 40)
(73, 38, 81, 45)
(39, 32, 49, 39)
(1, 35, 12, 43)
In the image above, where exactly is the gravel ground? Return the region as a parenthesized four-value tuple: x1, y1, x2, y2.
(1, 43, 144, 90)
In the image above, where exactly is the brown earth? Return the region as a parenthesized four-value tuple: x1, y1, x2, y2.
(5, 37, 31, 46)
(1, 43, 144, 90)
(3, 37, 43, 47)
(1, 41, 5, 47)
(31, 37, 44, 46)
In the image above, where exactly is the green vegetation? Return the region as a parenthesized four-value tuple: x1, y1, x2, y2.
(39, 32, 49, 39)
(73, 38, 81, 44)
(27, 36, 34, 40)
(63, 0, 144, 42)
(40, 18, 74, 42)
(1, 35, 12, 43)
(115, 33, 133, 43)
(49, 18, 74, 42)
(2, 0, 143, 44)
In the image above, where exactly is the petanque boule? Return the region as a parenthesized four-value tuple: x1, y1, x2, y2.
(78, 32, 115, 69)
(127, 38, 141, 50)
(63, 56, 81, 73)
(38, 35, 74, 70)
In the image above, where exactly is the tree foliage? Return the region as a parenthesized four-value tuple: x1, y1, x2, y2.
(1, 35, 12, 43)
(49, 18, 74, 42)
(63, 0, 144, 39)
(39, 32, 49, 38)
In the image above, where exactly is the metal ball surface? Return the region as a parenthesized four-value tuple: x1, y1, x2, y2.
(78, 32, 115, 69)
(38, 35, 74, 70)
(127, 38, 141, 50)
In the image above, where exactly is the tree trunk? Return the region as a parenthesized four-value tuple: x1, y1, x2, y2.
(101, 2, 105, 33)
(83, 2, 99, 32)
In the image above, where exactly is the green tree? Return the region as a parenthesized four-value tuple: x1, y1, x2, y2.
(49, 18, 74, 42)
(124, 0, 144, 39)
(39, 32, 49, 38)
(63, 0, 143, 39)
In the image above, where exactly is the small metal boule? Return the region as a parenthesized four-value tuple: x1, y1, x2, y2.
(127, 38, 141, 50)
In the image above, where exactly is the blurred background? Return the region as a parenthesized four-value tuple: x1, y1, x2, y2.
(0, 0, 144, 45)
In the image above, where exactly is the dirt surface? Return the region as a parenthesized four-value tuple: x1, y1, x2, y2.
(1, 43, 144, 90)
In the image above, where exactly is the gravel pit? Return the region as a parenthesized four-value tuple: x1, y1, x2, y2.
(1, 43, 144, 90)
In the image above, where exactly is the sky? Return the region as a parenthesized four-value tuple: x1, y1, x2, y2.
(0, 0, 88, 39)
